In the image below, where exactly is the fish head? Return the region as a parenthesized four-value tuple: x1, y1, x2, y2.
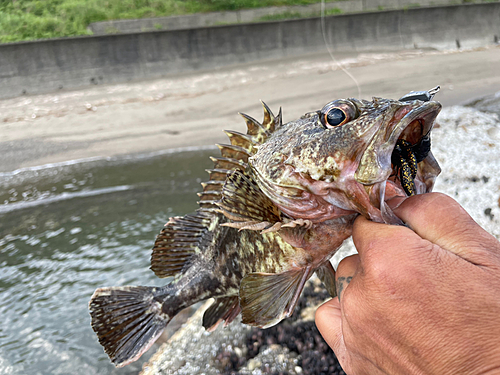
(249, 91, 442, 224)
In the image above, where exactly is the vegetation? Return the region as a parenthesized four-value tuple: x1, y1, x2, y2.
(0, 0, 341, 43)
(257, 7, 342, 21)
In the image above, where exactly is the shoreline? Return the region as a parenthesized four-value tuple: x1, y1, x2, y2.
(1, 45, 499, 173)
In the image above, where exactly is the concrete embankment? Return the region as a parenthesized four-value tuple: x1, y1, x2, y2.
(0, 3, 499, 100)
(87, 0, 464, 35)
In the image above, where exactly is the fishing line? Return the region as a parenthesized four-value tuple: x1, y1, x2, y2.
(320, 0, 362, 98)
(398, 10, 405, 48)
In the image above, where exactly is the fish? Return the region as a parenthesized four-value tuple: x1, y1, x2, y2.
(89, 87, 442, 367)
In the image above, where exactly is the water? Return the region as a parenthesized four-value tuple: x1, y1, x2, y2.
(2, 92, 500, 375)
(0, 149, 213, 374)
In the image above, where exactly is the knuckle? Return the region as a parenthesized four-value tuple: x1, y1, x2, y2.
(364, 247, 425, 293)
(409, 192, 454, 217)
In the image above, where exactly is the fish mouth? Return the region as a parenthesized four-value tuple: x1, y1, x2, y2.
(355, 101, 442, 222)
(387, 101, 442, 197)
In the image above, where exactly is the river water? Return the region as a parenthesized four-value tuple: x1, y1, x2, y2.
(0, 149, 213, 374)
(1, 92, 500, 375)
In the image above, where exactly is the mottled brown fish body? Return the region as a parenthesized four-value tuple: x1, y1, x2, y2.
(89, 90, 442, 367)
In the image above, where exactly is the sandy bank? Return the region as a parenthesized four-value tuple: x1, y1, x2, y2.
(0, 45, 499, 173)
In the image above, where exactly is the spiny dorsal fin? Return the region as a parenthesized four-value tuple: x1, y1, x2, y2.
(260, 100, 282, 133)
(240, 267, 313, 328)
(197, 190, 220, 202)
(202, 296, 241, 332)
(201, 180, 225, 192)
(198, 178, 227, 211)
(216, 144, 251, 162)
(218, 169, 281, 227)
(239, 112, 269, 142)
(197, 102, 281, 212)
(209, 156, 247, 171)
(206, 168, 229, 182)
(238, 101, 282, 146)
(151, 211, 216, 278)
(223, 130, 257, 155)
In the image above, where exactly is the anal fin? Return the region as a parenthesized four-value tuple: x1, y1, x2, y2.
(240, 267, 313, 328)
(202, 296, 241, 332)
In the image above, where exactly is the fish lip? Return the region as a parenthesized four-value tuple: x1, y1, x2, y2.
(354, 101, 442, 186)
(387, 100, 441, 147)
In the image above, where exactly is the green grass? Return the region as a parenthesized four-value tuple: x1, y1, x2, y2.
(259, 11, 305, 21)
(258, 7, 342, 21)
(0, 0, 343, 43)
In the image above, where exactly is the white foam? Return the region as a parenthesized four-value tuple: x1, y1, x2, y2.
(0, 185, 132, 214)
(0, 145, 218, 180)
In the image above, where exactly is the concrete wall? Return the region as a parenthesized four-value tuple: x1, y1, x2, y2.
(1, 3, 499, 99)
(88, 0, 473, 35)
(88, 3, 356, 35)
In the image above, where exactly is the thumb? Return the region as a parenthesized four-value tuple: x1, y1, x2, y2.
(388, 192, 498, 263)
(316, 298, 347, 361)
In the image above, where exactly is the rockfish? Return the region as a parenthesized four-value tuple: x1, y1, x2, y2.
(89, 87, 441, 367)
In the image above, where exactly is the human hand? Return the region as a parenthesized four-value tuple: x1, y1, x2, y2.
(315, 193, 500, 375)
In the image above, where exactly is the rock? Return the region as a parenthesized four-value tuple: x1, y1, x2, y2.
(465, 91, 500, 117)
(432, 106, 500, 238)
(238, 345, 298, 374)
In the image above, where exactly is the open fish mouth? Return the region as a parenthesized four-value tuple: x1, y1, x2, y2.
(355, 101, 441, 193)
(390, 129, 430, 196)
(353, 87, 442, 222)
(387, 100, 442, 198)
(387, 86, 441, 199)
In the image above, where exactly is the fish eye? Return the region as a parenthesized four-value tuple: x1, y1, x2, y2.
(319, 100, 357, 129)
(324, 108, 347, 127)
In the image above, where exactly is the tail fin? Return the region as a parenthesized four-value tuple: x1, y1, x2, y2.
(89, 286, 170, 368)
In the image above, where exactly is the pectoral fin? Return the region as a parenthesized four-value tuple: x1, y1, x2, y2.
(218, 169, 281, 230)
(240, 267, 313, 328)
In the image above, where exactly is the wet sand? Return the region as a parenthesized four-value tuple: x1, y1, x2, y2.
(1, 45, 499, 173)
